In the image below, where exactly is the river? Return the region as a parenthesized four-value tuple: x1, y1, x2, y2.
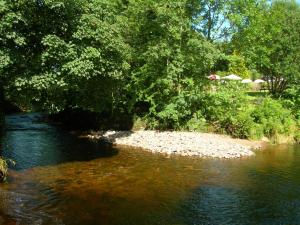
(0, 113, 300, 225)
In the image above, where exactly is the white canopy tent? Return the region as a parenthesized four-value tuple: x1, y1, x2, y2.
(224, 74, 242, 80)
(241, 79, 253, 84)
(254, 79, 265, 83)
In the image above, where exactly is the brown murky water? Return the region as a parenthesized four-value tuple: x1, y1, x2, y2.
(1, 114, 300, 225)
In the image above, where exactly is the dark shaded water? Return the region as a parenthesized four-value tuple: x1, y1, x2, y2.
(0, 113, 300, 225)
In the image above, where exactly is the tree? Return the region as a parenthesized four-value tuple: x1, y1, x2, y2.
(1, 0, 130, 115)
(194, 0, 230, 41)
(123, 0, 219, 128)
(231, 0, 300, 95)
(0, 0, 84, 109)
(0, 0, 27, 124)
(1, 0, 220, 129)
(37, 0, 130, 113)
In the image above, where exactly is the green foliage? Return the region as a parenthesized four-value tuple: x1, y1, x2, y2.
(230, 97, 297, 142)
(124, 0, 219, 127)
(231, 0, 300, 94)
(195, 87, 298, 142)
(144, 91, 194, 130)
(4, 0, 130, 113)
(227, 53, 250, 79)
(251, 98, 297, 142)
(185, 111, 208, 132)
(194, 0, 230, 41)
(198, 84, 252, 136)
(282, 86, 300, 119)
(0, 157, 8, 182)
(0, 0, 299, 144)
(154, 93, 193, 129)
(213, 52, 251, 79)
(230, 108, 264, 140)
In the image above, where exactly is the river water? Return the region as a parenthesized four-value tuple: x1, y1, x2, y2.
(0, 113, 300, 225)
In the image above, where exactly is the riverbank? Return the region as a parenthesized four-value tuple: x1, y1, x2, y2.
(84, 131, 263, 159)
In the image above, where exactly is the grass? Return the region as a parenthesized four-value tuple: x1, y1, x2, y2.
(246, 91, 269, 98)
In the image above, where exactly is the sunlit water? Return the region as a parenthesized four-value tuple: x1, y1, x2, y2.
(0, 113, 300, 225)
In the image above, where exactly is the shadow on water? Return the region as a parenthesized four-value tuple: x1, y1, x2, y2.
(0, 113, 119, 171)
(1, 113, 300, 225)
(3, 144, 299, 225)
(176, 144, 300, 225)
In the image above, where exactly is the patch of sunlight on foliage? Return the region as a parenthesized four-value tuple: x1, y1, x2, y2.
(0, 157, 8, 181)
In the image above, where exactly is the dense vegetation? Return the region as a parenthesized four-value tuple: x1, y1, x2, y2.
(0, 0, 299, 143)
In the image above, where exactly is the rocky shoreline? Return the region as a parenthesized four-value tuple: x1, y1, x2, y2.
(84, 130, 263, 159)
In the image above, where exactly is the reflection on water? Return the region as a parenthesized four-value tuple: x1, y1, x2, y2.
(0, 113, 300, 225)
(1, 113, 117, 170)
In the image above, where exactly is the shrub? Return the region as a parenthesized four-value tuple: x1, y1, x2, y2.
(200, 84, 249, 131)
(138, 81, 298, 143)
(185, 111, 208, 132)
(200, 89, 297, 142)
(152, 92, 198, 130)
(214, 53, 251, 79)
(282, 87, 300, 119)
(251, 98, 297, 142)
(156, 103, 184, 129)
(228, 108, 263, 139)
(227, 53, 251, 79)
(132, 117, 147, 131)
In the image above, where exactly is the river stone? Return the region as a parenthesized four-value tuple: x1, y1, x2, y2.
(87, 131, 257, 159)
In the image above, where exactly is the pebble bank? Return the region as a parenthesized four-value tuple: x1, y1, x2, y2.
(85, 131, 262, 159)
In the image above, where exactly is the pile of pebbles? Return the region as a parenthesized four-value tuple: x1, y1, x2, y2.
(87, 130, 260, 159)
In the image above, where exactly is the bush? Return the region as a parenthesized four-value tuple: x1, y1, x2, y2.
(137, 82, 298, 143)
(251, 98, 297, 142)
(200, 84, 249, 132)
(214, 53, 251, 79)
(228, 108, 263, 139)
(227, 98, 297, 142)
(150, 92, 199, 130)
(185, 111, 208, 132)
(156, 102, 185, 129)
(282, 86, 300, 119)
(199, 89, 297, 142)
(132, 116, 151, 131)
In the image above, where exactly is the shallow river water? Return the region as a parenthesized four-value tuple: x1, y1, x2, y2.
(0, 113, 300, 225)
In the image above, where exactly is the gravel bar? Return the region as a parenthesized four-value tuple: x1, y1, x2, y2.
(86, 131, 262, 159)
